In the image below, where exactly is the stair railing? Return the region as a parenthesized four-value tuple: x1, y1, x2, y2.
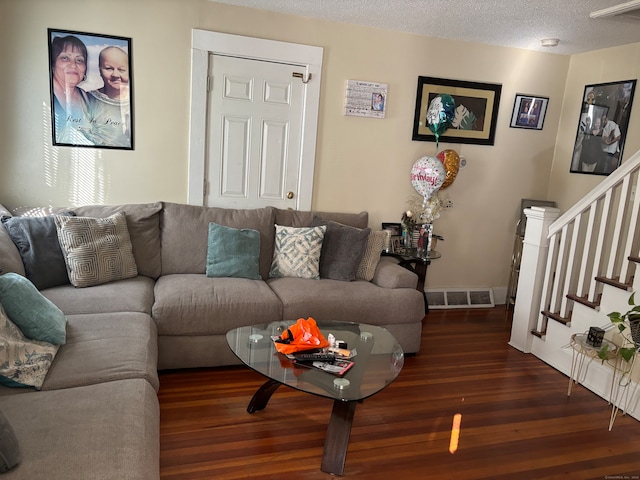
(511, 148, 640, 351)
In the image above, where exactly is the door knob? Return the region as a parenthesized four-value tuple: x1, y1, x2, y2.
(287, 191, 294, 199)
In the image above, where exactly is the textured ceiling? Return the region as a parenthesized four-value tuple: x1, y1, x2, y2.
(211, 0, 640, 55)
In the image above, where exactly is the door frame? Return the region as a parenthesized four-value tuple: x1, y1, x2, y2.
(188, 29, 323, 210)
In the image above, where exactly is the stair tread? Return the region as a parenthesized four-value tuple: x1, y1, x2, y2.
(541, 309, 571, 325)
(595, 275, 633, 291)
(567, 293, 601, 310)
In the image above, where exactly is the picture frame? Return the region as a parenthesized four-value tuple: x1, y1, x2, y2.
(570, 79, 636, 176)
(509, 94, 549, 130)
(412, 76, 502, 146)
(48, 28, 134, 150)
(382, 222, 402, 253)
(381, 222, 402, 236)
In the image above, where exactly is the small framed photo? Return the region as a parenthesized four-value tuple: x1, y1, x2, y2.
(509, 94, 549, 130)
(381, 222, 402, 236)
(48, 28, 134, 149)
(382, 222, 402, 253)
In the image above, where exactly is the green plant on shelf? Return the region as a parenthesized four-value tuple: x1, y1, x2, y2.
(598, 292, 640, 363)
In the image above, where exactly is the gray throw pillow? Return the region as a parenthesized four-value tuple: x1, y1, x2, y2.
(311, 217, 371, 281)
(0, 407, 21, 473)
(1, 212, 75, 290)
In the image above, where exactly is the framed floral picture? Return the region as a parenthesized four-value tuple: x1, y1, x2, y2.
(412, 76, 502, 146)
(48, 28, 134, 149)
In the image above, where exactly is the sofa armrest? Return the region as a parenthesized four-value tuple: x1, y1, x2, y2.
(370, 256, 418, 289)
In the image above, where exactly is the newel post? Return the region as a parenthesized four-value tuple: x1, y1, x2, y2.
(509, 206, 561, 353)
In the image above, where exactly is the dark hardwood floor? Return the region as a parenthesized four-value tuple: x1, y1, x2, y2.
(158, 307, 640, 479)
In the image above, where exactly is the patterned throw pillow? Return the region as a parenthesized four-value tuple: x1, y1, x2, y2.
(356, 230, 388, 281)
(54, 212, 138, 288)
(0, 303, 59, 390)
(269, 225, 326, 279)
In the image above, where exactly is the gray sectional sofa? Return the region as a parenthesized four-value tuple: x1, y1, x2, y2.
(0, 201, 424, 479)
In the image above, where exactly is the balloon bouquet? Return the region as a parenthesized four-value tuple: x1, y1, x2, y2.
(407, 95, 461, 256)
(411, 94, 461, 210)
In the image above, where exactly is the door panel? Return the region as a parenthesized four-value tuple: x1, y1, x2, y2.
(206, 54, 304, 209)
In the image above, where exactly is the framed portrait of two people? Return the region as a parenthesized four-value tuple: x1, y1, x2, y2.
(48, 28, 134, 150)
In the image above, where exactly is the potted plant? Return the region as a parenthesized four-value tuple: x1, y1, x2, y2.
(600, 292, 640, 363)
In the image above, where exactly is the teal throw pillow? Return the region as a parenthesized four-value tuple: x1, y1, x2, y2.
(0, 273, 67, 345)
(206, 222, 261, 280)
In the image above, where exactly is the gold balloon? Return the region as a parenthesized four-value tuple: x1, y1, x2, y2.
(436, 149, 460, 189)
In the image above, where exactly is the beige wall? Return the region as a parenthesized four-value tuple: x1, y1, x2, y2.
(547, 43, 640, 211)
(0, 0, 599, 294)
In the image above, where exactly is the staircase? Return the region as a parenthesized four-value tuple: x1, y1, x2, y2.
(510, 148, 640, 422)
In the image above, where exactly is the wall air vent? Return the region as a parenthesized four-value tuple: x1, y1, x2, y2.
(426, 288, 494, 309)
(590, 0, 640, 19)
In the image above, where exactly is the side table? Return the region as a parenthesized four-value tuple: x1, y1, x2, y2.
(567, 333, 617, 399)
(566, 333, 636, 430)
(382, 249, 441, 313)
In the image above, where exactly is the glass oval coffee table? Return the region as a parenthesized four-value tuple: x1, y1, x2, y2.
(226, 320, 404, 476)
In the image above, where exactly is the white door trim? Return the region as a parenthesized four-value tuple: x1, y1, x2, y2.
(187, 29, 323, 209)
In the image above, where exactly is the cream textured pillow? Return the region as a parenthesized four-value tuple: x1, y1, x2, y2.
(0, 303, 59, 390)
(356, 230, 388, 281)
(54, 212, 138, 287)
(269, 225, 326, 279)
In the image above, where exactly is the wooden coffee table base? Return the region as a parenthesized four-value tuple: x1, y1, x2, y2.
(247, 378, 356, 476)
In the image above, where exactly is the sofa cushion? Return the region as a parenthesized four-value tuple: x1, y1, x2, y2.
(0, 213, 74, 290)
(42, 276, 155, 316)
(56, 202, 162, 279)
(55, 212, 138, 288)
(161, 202, 276, 280)
(356, 230, 388, 281)
(206, 222, 261, 280)
(41, 312, 159, 392)
(311, 217, 370, 281)
(0, 273, 67, 345)
(0, 379, 159, 480)
(267, 276, 424, 326)
(0, 407, 20, 473)
(153, 274, 282, 336)
(274, 208, 368, 229)
(0, 304, 59, 390)
(269, 225, 326, 279)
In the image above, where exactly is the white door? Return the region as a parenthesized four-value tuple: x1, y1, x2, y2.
(188, 30, 323, 211)
(206, 54, 304, 209)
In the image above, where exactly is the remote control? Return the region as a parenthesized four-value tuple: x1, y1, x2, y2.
(293, 352, 335, 362)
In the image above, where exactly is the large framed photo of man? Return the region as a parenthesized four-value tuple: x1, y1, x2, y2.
(48, 28, 134, 149)
(570, 79, 636, 176)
